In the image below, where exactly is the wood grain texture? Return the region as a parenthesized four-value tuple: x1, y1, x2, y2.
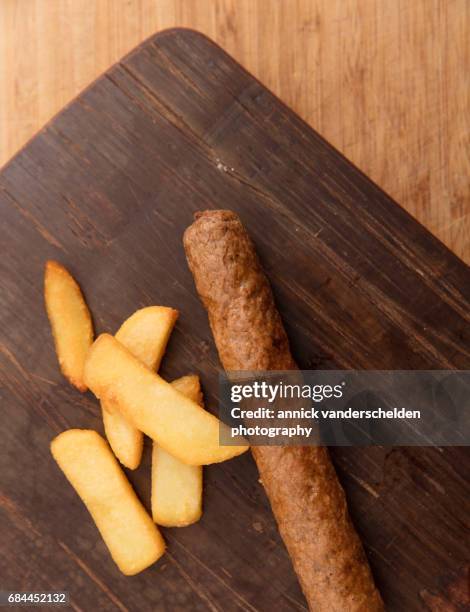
(0, 0, 469, 263)
(0, 28, 469, 612)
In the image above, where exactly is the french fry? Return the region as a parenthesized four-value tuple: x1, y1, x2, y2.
(170, 374, 203, 406)
(152, 375, 203, 527)
(114, 306, 178, 371)
(102, 407, 143, 471)
(84, 334, 248, 465)
(102, 307, 178, 469)
(51, 429, 165, 575)
(44, 261, 93, 391)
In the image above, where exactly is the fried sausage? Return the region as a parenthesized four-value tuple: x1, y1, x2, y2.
(184, 210, 383, 611)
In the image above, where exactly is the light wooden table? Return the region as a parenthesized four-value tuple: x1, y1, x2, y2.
(1, 0, 469, 263)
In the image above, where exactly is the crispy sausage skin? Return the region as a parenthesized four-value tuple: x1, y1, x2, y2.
(184, 210, 383, 611)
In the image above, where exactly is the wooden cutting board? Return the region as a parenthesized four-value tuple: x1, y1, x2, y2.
(1, 29, 468, 612)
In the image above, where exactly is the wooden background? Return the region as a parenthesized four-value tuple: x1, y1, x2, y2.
(0, 0, 469, 264)
(1, 26, 469, 612)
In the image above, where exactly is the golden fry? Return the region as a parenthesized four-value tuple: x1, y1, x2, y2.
(84, 334, 248, 465)
(170, 374, 203, 406)
(152, 375, 203, 527)
(102, 404, 143, 471)
(102, 307, 178, 469)
(51, 429, 165, 575)
(115, 306, 178, 370)
(44, 261, 93, 391)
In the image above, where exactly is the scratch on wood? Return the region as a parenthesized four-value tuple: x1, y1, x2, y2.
(68, 600, 85, 612)
(170, 538, 259, 612)
(0, 491, 42, 538)
(58, 541, 130, 612)
(166, 552, 221, 612)
(30, 373, 59, 386)
(347, 472, 380, 499)
(0, 343, 67, 432)
(1, 187, 63, 249)
(107, 66, 211, 157)
(150, 42, 211, 100)
(423, 473, 446, 495)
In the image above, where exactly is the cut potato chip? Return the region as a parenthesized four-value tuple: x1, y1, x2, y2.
(170, 374, 204, 406)
(84, 334, 248, 465)
(102, 405, 143, 471)
(51, 429, 165, 575)
(115, 306, 178, 371)
(152, 375, 203, 527)
(44, 260, 93, 391)
(102, 306, 178, 470)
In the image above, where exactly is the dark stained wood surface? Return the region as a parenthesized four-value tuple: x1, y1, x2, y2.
(0, 28, 469, 612)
